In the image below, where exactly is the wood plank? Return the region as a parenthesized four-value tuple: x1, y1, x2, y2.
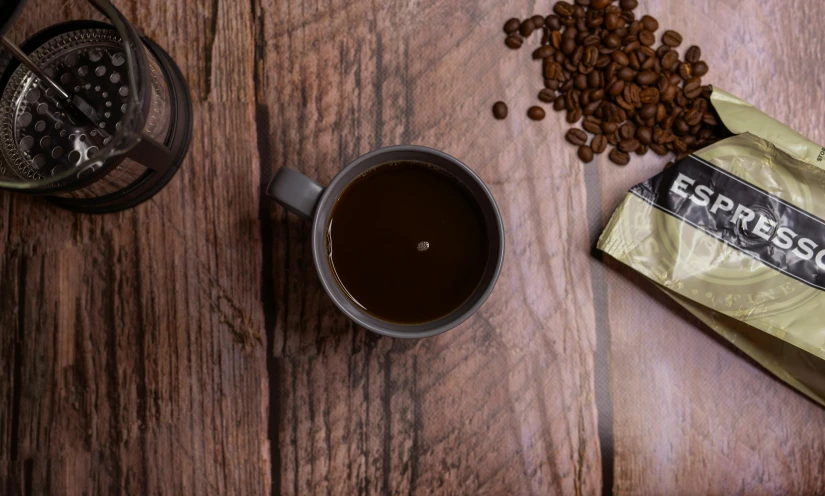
(0, 1, 269, 494)
(256, 0, 602, 493)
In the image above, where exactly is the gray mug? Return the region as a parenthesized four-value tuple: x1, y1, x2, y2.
(266, 145, 505, 338)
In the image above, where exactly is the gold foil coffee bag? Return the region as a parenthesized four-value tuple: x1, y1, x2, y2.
(598, 88, 825, 406)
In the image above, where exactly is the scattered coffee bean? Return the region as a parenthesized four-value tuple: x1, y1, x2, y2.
(493, 101, 508, 119)
(566, 128, 589, 146)
(661, 30, 683, 47)
(536, 89, 554, 103)
(583, 117, 602, 134)
(619, 138, 641, 152)
(609, 148, 631, 165)
(578, 145, 595, 162)
(531, 15, 546, 28)
(685, 45, 701, 63)
(533, 45, 555, 59)
(591, 134, 608, 153)
(639, 30, 655, 46)
(505, 35, 523, 49)
(591, 0, 612, 9)
(504, 18, 521, 34)
(528, 106, 546, 120)
(693, 61, 709, 77)
(641, 15, 658, 32)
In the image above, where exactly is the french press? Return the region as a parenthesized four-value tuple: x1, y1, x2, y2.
(0, 0, 192, 213)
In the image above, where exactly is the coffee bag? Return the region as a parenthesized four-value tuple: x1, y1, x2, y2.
(599, 88, 825, 406)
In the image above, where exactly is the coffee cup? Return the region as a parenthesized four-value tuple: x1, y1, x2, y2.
(266, 145, 504, 338)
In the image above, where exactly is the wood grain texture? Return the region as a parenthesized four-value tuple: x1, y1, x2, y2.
(1, 0, 824, 494)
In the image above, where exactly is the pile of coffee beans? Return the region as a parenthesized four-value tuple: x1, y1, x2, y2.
(495, 0, 729, 165)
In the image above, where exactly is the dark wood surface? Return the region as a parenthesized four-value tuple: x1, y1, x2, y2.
(2, 0, 825, 494)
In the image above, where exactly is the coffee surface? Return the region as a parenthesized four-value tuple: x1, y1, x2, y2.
(327, 161, 489, 324)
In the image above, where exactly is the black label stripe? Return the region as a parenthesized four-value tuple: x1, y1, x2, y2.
(628, 155, 825, 293)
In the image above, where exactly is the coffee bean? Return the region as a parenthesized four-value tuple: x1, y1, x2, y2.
(574, 74, 588, 90)
(583, 117, 602, 134)
(675, 91, 688, 107)
(620, 10, 635, 22)
(606, 132, 620, 146)
(639, 102, 657, 120)
(669, 73, 682, 86)
(562, 37, 577, 54)
(538, 89, 556, 103)
(604, 81, 625, 99)
(560, 79, 574, 92)
(531, 15, 546, 27)
(520, 19, 535, 37)
(619, 0, 636, 8)
(591, 88, 605, 101)
(662, 30, 683, 47)
(609, 148, 630, 165)
(528, 106, 546, 120)
(545, 78, 560, 90)
(618, 67, 636, 81)
(684, 108, 703, 126)
(605, 13, 623, 30)
(627, 52, 641, 70)
(674, 118, 690, 134)
(567, 108, 583, 123)
(656, 103, 667, 122)
(566, 128, 589, 145)
(619, 122, 636, 140)
(612, 50, 630, 66)
(533, 45, 555, 59)
(604, 33, 622, 48)
(573, 5, 586, 18)
(505, 35, 523, 49)
(692, 61, 709, 77)
(660, 51, 679, 71)
(639, 30, 655, 46)
(584, 100, 602, 116)
(551, 29, 562, 49)
(650, 143, 667, 155)
(636, 70, 658, 85)
(504, 18, 521, 34)
(544, 60, 563, 79)
(546, 14, 562, 30)
(702, 111, 718, 126)
(554, 97, 567, 111)
(588, 70, 602, 88)
(685, 45, 701, 63)
(623, 83, 641, 106)
(684, 79, 702, 99)
(578, 145, 595, 162)
(673, 138, 688, 153)
(678, 62, 692, 80)
(493, 101, 508, 119)
(640, 15, 659, 32)
(591, 0, 612, 9)
(591, 134, 608, 153)
(601, 120, 618, 134)
(623, 40, 641, 54)
(583, 46, 600, 67)
(635, 126, 652, 144)
(640, 87, 659, 103)
(641, 55, 655, 70)
(554, 1, 575, 16)
(619, 138, 640, 152)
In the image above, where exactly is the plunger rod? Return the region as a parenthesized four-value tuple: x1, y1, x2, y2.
(0, 35, 100, 124)
(0, 35, 72, 101)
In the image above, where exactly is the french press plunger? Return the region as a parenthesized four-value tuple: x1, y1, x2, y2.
(0, 0, 192, 213)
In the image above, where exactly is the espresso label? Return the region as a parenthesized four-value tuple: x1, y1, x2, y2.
(630, 155, 825, 292)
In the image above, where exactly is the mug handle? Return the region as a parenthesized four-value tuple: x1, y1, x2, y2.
(266, 167, 325, 220)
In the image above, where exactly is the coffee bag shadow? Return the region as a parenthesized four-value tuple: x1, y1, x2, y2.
(599, 88, 825, 406)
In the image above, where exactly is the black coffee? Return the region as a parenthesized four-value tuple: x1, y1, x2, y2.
(327, 161, 489, 324)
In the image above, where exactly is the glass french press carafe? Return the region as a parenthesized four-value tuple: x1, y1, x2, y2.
(0, 0, 192, 213)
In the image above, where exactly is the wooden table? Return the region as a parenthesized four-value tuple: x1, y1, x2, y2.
(2, 0, 825, 494)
